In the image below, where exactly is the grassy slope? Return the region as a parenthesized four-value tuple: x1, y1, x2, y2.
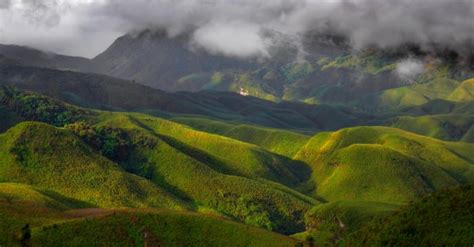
(93, 113, 318, 233)
(358, 78, 474, 110)
(0, 122, 186, 209)
(0, 185, 304, 247)
(294, 126, 474, 203)
(294, 201, 400, 246)
(389, 114, 474, 142)
(99, 113, 309, 186)
(32, 211, 306, 246)
(400, 99, 474, 115)
(348, 185, 474, 246)
(0, 183, 67, 245)
(361, 78, 456, 110)
(32, 210, 304, 247)
(170, 116, 312, 157)
(449, 78, 474, 102)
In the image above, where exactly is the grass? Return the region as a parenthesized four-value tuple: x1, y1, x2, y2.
(294, 200, 400, 246)
(294, 126, 474, 203)
(32, 210, 306, 247)
(0, 122, 186, 209)
(92, 112, 318, 233)
(358, 77, 474, 111)
(449, 78, 474, 102)
(389, 114, 474, 142)
(99, 113, 310, 186)
(347, 185, 474, 246)
(170, 116, 311, 157)
(0, 183, 76, 245)
(0, 187, 305, 247)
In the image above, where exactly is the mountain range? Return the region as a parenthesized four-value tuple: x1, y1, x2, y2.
(0, 29, 473, 246)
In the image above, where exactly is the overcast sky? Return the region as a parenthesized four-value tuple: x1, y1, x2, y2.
(0, 0, 473, 58)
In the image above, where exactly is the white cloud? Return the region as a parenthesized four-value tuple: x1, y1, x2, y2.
(396, 59, 425, 82)
(192, 21, 270, 59)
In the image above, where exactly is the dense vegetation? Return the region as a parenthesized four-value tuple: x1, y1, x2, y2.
(0, 86, 84, 131)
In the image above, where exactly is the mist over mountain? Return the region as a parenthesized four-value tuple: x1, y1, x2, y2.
(1, 0, 474, 59)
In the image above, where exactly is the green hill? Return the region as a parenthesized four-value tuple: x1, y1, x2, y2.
(358, 78, 474, 111)
(294, 126, 474, 203)
(348, 185, 474, 246)
(400, 99, 474, 115)
(295, 201, 399, 246)
(0, 119, 319, 234)
(0, 184, 304, 247)
(98, 113, 310, 186)
(449, 78, 474, 102)
(388, 114, 474, 142)
(0, 182, 98, 245)
(0, 122, 186, 209)
(90, 113, 317, 233)
(32, 210, 305, 247)
(169, 116, 311, 158)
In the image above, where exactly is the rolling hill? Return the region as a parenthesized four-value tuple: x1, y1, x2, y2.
(91, 113, 318, 233)
(0, 122, 186, 209)
(0, 64, 377, 132)
(0, 183, 304, 247)
(0, 111, 319, 234)
(294, 126, 474, 203)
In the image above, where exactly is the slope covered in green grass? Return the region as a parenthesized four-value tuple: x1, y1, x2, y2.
(295, 201, 399, 246)
(99, 113, 310, 186)
(0, 182, 85, 244)
(388, 114, 474, 142)
(449, 78, 474, 102)
(358, 78, 474, 110)
(91, 113, 317, 233)
(0, 186, 304, 247)
(400, 99, 474, 115)
(32, 210, 305, 247)
(0, 122, 186, 209)
(166, 116, 312, 158)
(294, 126, 474, 203)
(348, 185, 474, 246)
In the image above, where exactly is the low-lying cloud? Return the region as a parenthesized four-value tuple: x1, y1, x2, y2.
(1, 0, 474, 58)
(191, 21, 271, 59)
(395, 58, 425, 82)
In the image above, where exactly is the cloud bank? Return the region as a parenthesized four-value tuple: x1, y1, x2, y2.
(1, 0, 474, 58)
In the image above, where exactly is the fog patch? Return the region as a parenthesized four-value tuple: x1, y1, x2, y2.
(396, 59, 425, 82)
